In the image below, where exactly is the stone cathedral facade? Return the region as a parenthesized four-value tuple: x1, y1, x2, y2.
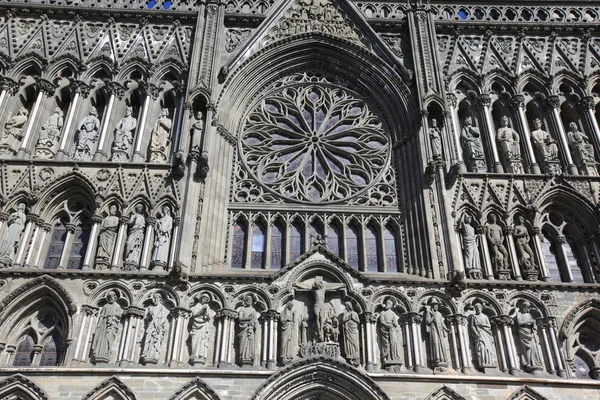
(1, 0, 600, 399)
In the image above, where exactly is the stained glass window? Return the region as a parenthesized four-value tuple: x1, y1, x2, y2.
(384, 227, 398, 272)
(44, 223, 67, 269)
(346, 225, 360, 270)
(67, 221, 90, 270)
(289, 222, 303, 262)
(365, 225, 379, 272)
(565, 235, 585, 283)
(327, 223, 343, 257)
(231, 221, 247, 269)
(39, 335, 61, 366)
(250, 222, 266, 269)
(13, 334, 34, 367)
(541, 233, 563, 282)
(270, 222, 284, 270)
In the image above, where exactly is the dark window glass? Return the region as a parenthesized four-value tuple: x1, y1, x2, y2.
(44, 223, 67, 269)
(250, 222, 266, 269)
(231, 221, 247, 269)
(346, 225, 360, 270)
(289, 223, 303, 262)
(13, 334, 34, 367)
(327, 223, 342, 257)
(39, 335, 61, 367)
(542, 234, 564, 282)
(565, 235, 585, 283)
(365, 225, 379, 272)
(384, 227, 398, 272)
(270, 223, 284, 270)
(67, 221, 90, 270)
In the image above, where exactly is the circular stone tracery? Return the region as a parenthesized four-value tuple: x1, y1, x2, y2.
(240, 84, 390, 204)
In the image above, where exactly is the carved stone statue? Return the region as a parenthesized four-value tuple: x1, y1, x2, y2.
(279, 300, 297, 364)
(486, 214, 509, 273)
(468, 300, 497, 370)
(91, 291, 123, 364)
(294, 278, 344, 342)
(300, 314, 309, 345)
(423, 298, 449, 369)
(141, 292, 170, 364)
(95, 205, 119, 270)
(110, 106, 137, 162)
(34, 107, 64, 159)
(0, 203, 26, 265)
(237, 294, 258, 367)
(342, 301, 360, 366)
(531, 118, 560, 174)
(0, 107, 29, 155)
(73, 107, 100, 161)
(567, 122, 597, 174)
(378, 297, 403, 370)
(514, 300, 543, 373)
(461, 116, 486, 172)
(460, 214, 482, 279)
(124, 204, 145, 268)
(429, 119, 443, 160)
(513, 216, 539, 279)
(189, 293, 214, 365)
(149, 108, 172, 163)
(191, 111, 204, 142)
(151, 206, 172, 270)
(496, 116, 523, 173)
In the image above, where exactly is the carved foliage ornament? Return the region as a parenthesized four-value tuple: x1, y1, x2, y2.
(239, 84, 391, 204)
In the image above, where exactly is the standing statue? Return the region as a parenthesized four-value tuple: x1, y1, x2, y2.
(378, 297, 403, 369)
(279, 300, 297, 364)
(149, 108, 172, 163)
(192, 111, 204, 142)
(124, 204, 145, 267)
(110, 106, 137, 162)
(189, 293, 214, 365)
(0, 203, 26, 265)
(91, 291, 123, 363)
(73, 107, 100, 161)
(531, 118, 560, 173)
(95, 205, 120, 270)
(468, 300, 497, 370)
(300, 314, 309, 345)
(237, 294, 258, 367)
(567, 122, 596, 165)
(141, 292, 170, 364)
(0, 107, 29, 154)
(429, 119, 443, 160)
(342, 302, 360, 366)
(34, 107, 64, 158)
(423, 298, 449, 369)
(496, 116, 523, 173)
(151, 206, 173, 269)
(514, 300, 543, 373)
(486, 214, 509, 273)
(459, 214, 482, 279)
(513, 216, 538, 273)
(461, 116, 486, 172)
(293, 278, 344, 342)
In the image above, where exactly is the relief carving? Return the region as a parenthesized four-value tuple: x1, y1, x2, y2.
(34, 107, 64, 159)
(124, 204, 146, 269)
(149, 108, 172, 164)
(422, 298, 450, 371)
(95, 205, 119, 270)
(0, 203, 26, 267)
(188, 293, 215, 366)
(91, 291, 123, 364)
(467, 299, 497, 371)
(151, 205, 172, 271)
(461, 116, 487, 172)
(496, 116, 523, 174)
(0, 107, 29, 157)
(141, 292, 170, 365)
(111, 106, 137, 162)
(237, 294, 259, 367)
(530, 118, 560, 174)
(73, 107, 100, 161)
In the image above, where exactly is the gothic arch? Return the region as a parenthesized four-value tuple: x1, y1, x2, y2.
(461, 291, 502, 316)
(517, 71, 550, 96)
(506, 385, 547, 400)
(36, 171, 98, 214)
(82, 376, 138, 400)
(250, 358, 390, 400)
(424, 386, 466, 400)
(168, 378, 221, 400)
(0, 374, 51, 400)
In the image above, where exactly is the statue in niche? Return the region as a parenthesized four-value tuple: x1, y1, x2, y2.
(73, 107, 100, 161)
(95, 205, 120, 270)
(151, 206, 173, 270)
(0, 107, 29, 153)
(124, 204, 145, 268)
(110, 106, 137, 162)
(34, 107, 64, 158)
(378, 297, 403, 370)
(422, 298, 449, 370)
(513, 216, 538, 276)
(567, 122, 596, 165)
(300, 314, 309, 345)
(91, 291, 123, 364)
(429, 119, 443, 160)
(141, 292, 170, 364)
(149, 108, 172, 164)
(461, 116, 486, 172)
(294, 277, 344, 342)
(486, 214, 509, 274)
(467, 300, 497, 370)
(342, 301, 360, 366)
(531, 118, 560, 172)
(514, 300, 543, 373)
(0, 203, 26, 265)
(323, 306, 339, 343)
(459, 214, 482, 279)
(279, 300, 297, 364)
(189, 293, 215, 365)
(237, 294, 259, 367)
(496, 116, 523, 173)
(191, 111, 204, 143)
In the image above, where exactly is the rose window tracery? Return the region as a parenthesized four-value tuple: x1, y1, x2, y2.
(239, 84, 391, 204)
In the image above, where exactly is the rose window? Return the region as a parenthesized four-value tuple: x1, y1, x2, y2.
(240, 85, 391, 203)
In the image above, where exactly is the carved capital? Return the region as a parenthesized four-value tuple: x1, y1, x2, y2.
(92, 214, 104, 224)
(184, 102, 194, 112)
(81, 304, 99, 316)
(171, 307, 191, 318)
(105, 81, 126, 100)
(216, 308, 237, 320)
(36, 79, 56, 96)
(262, 309, 279, 321)
(446, 93, 458, 109)
(555, 235, 566, 245)
(146, 217, 157, 227)
(119, 216, 130, 225)
(577, 96, 595, 111)
(509, 95, 525, 110)
(65, 223, 76, 234)
(491, 315, 513, 327)
(360, 312, 377, 324)
(26, 213, 39, 224)
(476, 225, 487, 235)
(0, 77, 19, 95)
(70, 80, 91, 98)
(402, 312, 422, 325)
(544, 95, 561, 109)
(40, 222, 52, 232)
(532, 226, 541, 236)
(139, 82, 160, 101)
(503, 225, 515, 236)
(124, 306, 146, 318)
(475, 94, 492, 109)
(0, 212, 9, 222)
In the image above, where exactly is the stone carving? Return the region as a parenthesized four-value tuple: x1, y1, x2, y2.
(34, 107, 64, 159)
(531, 118, 560, 174)
(149, 108, 172, 164)
(151, 206, 172, 270)
(279, 300, 297, 364)
(323, 309, 339, 343)
(225, 28, 251, 53)
(486, 214, 509, 276)
(459, 214, 482, 279)
(378, 297, 403, 371)
(0, 203, 26, 266)
(294, 277, 344, 342)
(381, 34, 403, 58)
(111, 106, 137, 162)
(513, 216, 539, 280)
(468, 300, 497, 371)
(91, 291, 123, 364)
(189, 293, 215, 365)
(73, 107, 100, 161)
(0, 107, 29, 156)
(191, 111, 204, 142)
(567, 122, 597, 175)
(461, 116, 486, 172)
(124, 204, 145, 268)
(95, 205, 119, 270)
(423, 298, 449, 370)
(496, 116, 523, 173)
(341, 301, 360, 366)
(429, 119, 443, 160)
(237, 294, 259, 367)
(141, 292, 170, 364)
(514, 300, 544, 374)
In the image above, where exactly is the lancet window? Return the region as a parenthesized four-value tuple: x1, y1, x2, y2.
(10, 310, 66, 367)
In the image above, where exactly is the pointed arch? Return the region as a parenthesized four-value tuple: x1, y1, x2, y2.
(250, 358, 390, 400)
(506, 385, 548, 400)
(0, 275, 77, 317)
(168, 378, 221, 400)
(424, 385, 466, 400)
(46, 55, 83, 81)
(0, 374, 51, 400)
(36, 171, 98, 214)
(82, 376, 137, 400)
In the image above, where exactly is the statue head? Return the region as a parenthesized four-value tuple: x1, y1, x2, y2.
(517, 215, 525, 225)
(244, 294, 254, 306)
(472, 299, 484, 314)
(431, 119, 438, 128)
(107, 291, 117, 304)
(199, 293, 210, 304)
(313, 279, 325, 289)
(384, 297, 394, 310)
(152, 292, 163, 305)
(533, 118, 542, 129)
(464, 116, 473, 126)
(500, 116, 509, 127)
(18, 107, 28, 116)
(464, 214, 472, 224)
(162, 205, 171, 216)
(135, 204, 144, 213)
(286, 300, 294, 310)
(428, 297, 441, 310)
(109, 204, 118, 216)
(195, 111, 203, 121)
(125, 106, 133, 116)
(489, 214, 497, 223)
(569, 122, 578, 132)
(344, 301, 353, 312)
(520, 300, 531, 313)
(17, 203, 26, 212)
(161, 108, 169, 117)
(53, 107, 62, 114)
(90, 107, 98, 117)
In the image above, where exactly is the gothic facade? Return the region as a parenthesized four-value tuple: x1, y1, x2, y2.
(0, 0, 599, 399)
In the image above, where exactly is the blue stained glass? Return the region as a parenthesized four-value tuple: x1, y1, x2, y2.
(327, 223, 342, 257)
(346, 225, 360, 270)
(13, 335, 34, 367)
(270, 223, 284, 270)
(231, 222, 247, 269)
(67, 223, 90, 270)
(365, 225, 379, 272)
(39, 335, 61, 367)
(250, 223, 266, 269)
(289, 222, 303, 261)
(384, 228, 398, 272)
(44, 224, 67, 270)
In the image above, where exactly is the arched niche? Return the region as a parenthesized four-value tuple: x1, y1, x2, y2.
(82, 376, 137, 400)
(168, 378, 221, 400)
(0, 374, 51, 400)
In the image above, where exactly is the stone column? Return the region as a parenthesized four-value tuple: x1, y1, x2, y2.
(111, 216, 129, 271)
(94, 82, 126, 161)
(445, 315, 462, 372)
(454, 315, 472, 373)
(510, 95, 541, 174)
(132, 83, 160, 163)
(400, 314, 413, 370)
(31, 222, 51, 269)
(577, 96, 600, 175)
(216, 309, 237, 368)
(360, 312, 379, 372)
(13, 213, 38, 267)
(503, 225, 522, 281)
(404, 312, 423, 373)
(0, 77, 19, 127)
(168, 216, 180, 270)
(57, 223, 77, 269)
(72, 304, 98, 364)
(82, 214, 103, 271)
(536, 318, 555, 375)
(492, 315, 519, 375)
(543, 317, 567, 378)
(545, 95, 578, 175)
(117, 306, 145, 367)
(553, 236, 573, 282)
(476, 94, 503, 173)
(477, 224, 494, 280)
(0, 211, 9, 234)
(168, 307, 190, 368)
(23, 218, 44, 268)
(531, 227, 551, 282)
(57, 81, 91, 159)
(140, 217, 156, 272)
(17, 79, 56, 157)
(262, 310, 279, 369)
